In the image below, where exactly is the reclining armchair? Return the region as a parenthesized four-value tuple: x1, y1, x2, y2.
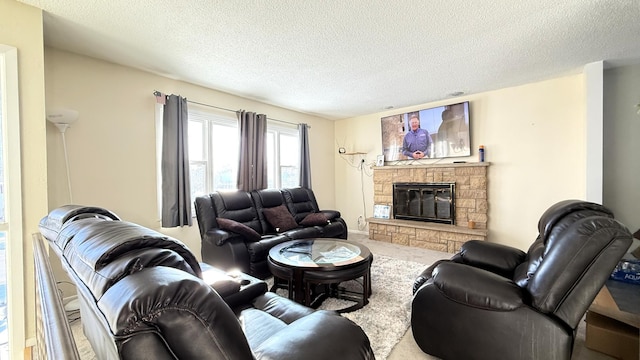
(411, 200, 632, 360)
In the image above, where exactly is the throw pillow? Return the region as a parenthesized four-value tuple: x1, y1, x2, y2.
(299, 212, 329, 226)
(216, 218, 261, 242)
(262, 204, 298, 232)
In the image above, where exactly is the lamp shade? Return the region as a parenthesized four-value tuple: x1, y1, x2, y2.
(46, 108, 78, 125)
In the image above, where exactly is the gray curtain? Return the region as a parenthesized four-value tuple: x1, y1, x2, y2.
(161, 94, 192, 227)
(299, 123, 312, 189)
(237, 110, 267, 191)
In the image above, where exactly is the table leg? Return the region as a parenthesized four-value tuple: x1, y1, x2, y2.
(293, 268, 305, 304)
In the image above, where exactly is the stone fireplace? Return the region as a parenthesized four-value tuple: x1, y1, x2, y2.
(369, 163, 489, 253)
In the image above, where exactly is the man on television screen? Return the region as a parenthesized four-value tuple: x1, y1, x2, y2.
(402, 114, 432, 159)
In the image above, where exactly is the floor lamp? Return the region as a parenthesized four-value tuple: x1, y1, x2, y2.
(46, 109, 78, 204)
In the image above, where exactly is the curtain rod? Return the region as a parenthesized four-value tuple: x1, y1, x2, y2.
(153, 90, 307, 128)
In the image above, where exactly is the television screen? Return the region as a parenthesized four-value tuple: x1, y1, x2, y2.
(381, 101, 470, 162)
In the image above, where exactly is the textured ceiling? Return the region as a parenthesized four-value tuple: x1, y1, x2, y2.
(20, 0, 640, 120)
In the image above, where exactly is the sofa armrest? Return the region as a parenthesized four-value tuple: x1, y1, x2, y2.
(457, 240, 526, 278)
(253, 310, 374, 360)
(201, 235, 250, 273)
(200, 265, 242, 297)
(200, 263, 269, 308)
(319, 210, 341, 220)
(430, 261, 525, 310)
(413, 259, 449, 294)
(205, 228, 246, 246)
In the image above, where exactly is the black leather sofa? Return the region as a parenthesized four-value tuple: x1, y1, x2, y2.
(38, 205, 374, 360)
(411, 200, 633, 360)
(195, 187, 348, 279)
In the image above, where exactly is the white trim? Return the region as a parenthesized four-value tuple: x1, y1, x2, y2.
(0, 44, 25, 359)
(155, 103, 163, 221)
(584, 61, 604, 203)
(24, 337, 35, 348)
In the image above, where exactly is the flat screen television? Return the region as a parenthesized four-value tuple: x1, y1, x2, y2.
(381, 101, 470, 162)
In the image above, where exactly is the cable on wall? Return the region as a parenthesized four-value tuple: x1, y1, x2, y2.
(338, 151, 375, 231)
(358, 159, 369, 231)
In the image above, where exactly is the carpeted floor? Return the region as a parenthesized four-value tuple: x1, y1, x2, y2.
(68, 310, 96, 360)
(272, 254, 427, 359)
(68, 234, 615, 359)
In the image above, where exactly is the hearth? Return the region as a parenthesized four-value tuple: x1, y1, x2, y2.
(393, 182, 455, 224)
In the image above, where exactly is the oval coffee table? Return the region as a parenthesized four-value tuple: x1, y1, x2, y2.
(268, 238, 372, 313)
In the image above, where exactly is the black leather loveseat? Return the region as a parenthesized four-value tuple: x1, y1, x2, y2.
(38, 205, 374, 360)
(195, 187, 348, 279)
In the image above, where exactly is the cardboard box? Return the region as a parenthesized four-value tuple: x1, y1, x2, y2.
(585, 311, 639, 360)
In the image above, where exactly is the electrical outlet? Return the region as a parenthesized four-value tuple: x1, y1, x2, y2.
(357, 215, 364, 226)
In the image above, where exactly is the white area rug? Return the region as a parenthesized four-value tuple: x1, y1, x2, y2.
(272, 254, 428, 360)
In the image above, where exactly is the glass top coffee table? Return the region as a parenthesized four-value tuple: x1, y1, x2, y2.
(268, 238, 372, 312)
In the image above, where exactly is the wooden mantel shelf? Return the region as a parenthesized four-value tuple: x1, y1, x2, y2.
(367, 217, 488, 237)
(373, 162, 490, 170)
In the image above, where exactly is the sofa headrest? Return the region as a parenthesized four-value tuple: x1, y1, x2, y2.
(98, 267, 254, 359)
(61, 220, 201, 277)
(281, 187, 319, 221)
(514, 201, 618, 289)
(528, 216, 632, 325)
(215, 191, 255, 212)
(210, 191, 262, 232)
(81, 247, 201, 300)
(39, 205, 120, 242)
(251, 189, 285, 208)
(537, 200, 613, 241)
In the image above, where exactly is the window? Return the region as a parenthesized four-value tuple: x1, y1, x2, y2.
(188, 108, 239, 203)
(0, 44, 23, 360)
(187, 106, 299, 203)
(266, 125, 299, 189)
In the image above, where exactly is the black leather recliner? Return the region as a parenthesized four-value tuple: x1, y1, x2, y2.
(411, 200, 633, 360)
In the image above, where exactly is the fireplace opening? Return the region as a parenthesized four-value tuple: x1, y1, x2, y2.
(393, 182, 455, 224)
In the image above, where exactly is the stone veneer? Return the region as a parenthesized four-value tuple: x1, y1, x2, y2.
(369, 163, 489, 253)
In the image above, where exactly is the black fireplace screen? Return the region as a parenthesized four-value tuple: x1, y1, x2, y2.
(393, 182, 455, 224)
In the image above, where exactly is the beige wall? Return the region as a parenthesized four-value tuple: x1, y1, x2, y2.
(603, 63, 640, 235)
(0, 0, 48, 353)
(44, 47, 337, 257)
(335, 74, 587, 251)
